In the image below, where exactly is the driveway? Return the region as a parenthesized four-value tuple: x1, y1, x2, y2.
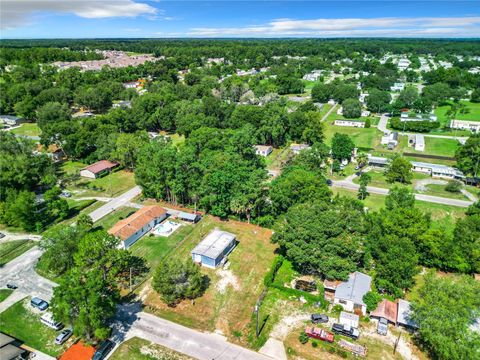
(0, 246, 56, 313)
(0, 230, 42, 244)
(110, 302, 273, 360)
(89, 186, 142, 222)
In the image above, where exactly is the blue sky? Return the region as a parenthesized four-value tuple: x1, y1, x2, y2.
(2, 1, 480, 38)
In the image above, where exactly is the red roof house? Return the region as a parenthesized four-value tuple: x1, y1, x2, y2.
(80, 160, 119, 179)
(370, 299, 398, 324)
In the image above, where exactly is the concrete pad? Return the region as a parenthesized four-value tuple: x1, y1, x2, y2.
(259, 338, 287, 360)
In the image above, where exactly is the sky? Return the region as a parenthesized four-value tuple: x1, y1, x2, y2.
(1, 0, 480, 39)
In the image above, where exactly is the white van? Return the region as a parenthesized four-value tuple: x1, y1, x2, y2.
(40, 312, 63, 330)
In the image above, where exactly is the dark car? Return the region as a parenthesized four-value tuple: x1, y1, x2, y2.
(326, 179, 333, 186)
(0, 232, 5, 239)
(92, 340, 115, 360)
(55, 328, 73, 345)
(332, 323, 360, 340)
(311, 313, 329, 324)
(6, 284, 17, 290)
(31, 297, 49, 311)
(355, 171, 363, 176)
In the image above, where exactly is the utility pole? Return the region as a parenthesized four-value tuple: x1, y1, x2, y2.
(129, 267, 132, 292)
(255, 304, 259, 337)
(393, 330, 402, 355)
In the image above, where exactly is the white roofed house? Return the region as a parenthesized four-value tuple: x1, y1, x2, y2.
(411, 161, 464, 180)
(414, 134, 425, 151)
(450, 120, 480, 133)
(333, 271, 372, 316)
(254, 145, 273, 157)
(191, 229, 236, 268)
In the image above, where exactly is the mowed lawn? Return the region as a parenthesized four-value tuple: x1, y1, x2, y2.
(323, 122, 381, 151)
(435, 101, 480, 124)
(142, 215, 276, 347)
(94, 206, 137, 229)
(10, 123, 42, 137)
(0, 299, 68, 356)
(0, 289, 13, 302)
(398, 135, 459, 158)
(0, 240, 36, 266)
(109, 337, 193, 360)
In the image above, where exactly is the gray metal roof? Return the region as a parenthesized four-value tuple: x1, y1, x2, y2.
(0, 333, 14, 348)
(368, 156, 389, 165)
(397, 299, 418, 328)
(335, 271, 372, 306)
(179, 212, 198, 221)
(411, 161, 458, 176)
(191, 229, 235, 260)
(0, 115, 21, 120)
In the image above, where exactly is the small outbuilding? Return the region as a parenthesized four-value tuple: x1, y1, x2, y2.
(254, 145, 273, 157)
(339, 311, 360, 328)
(371, 299, 398, 324)
(191, 229, 236, 268)
(397, 299, 419, 329)
(0, 115, 23, 126)
(80, 160, 119, 179)
(177, 211, 201, 223)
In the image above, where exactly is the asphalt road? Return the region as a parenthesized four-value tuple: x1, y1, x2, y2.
(0, 246, 56, 313)
(333, 180, 474, 208)
(110, 302, 273, 360)
(88, 185, 142, 222)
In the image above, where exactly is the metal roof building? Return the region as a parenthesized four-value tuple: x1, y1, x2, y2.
(191, 229, 236, 268)
(397, 299, 419, 329)
(411, 161, 463, 179)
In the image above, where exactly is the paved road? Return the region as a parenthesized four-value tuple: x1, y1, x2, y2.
(378, 113, 389, 133)
(0, 230, 42, 244)
(333, 180, 474, 208)
(0, 246, 56, 313)
(89, 186, 142, 222)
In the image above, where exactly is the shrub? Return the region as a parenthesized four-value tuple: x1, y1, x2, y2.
(299, 331, 309, 344)
(363, 291, 382, 312)
(311, 340, 318, 348)
(445, 180, 462, 193)
(365, 118, 371, 128)
(264, 255, 284, 287)
(390, 117, 440, 132)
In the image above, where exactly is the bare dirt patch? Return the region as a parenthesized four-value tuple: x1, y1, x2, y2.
(216, 269, 241, 293)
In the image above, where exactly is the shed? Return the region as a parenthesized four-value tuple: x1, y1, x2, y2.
(397, 299, 419, 329)
(191, 229, 236, 268)
(80, 160, 119, 179)
(370, 299, 398, 324)
(178, 211, 201, 223)
(339, 311, 360, 328)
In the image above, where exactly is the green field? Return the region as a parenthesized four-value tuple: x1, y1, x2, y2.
(10, 123, 42, 137)
(110, 337, 192, 360)
(0, 299, 68, 356)
(130, 222, 194, 271)
(0, 240, 36, 266)
(398, 135, 459, 158)
(60, 161, 137, 197)
(0, 289, 13, 302)
(435, 101, 480, 123)
(323, 122, 381, 151)
(94, 206, 137, 229)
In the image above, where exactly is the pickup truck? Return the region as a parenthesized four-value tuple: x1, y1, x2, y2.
(305, 326, 334, 343)
(377, 317, 388, 335)
(332, 323, 360, 340)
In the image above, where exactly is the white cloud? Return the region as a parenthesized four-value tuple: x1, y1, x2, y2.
(188, 16, 480, 38)
(1, 0, 158, 29)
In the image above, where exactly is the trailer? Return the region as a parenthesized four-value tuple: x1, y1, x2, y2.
(305, 326, 334, 343)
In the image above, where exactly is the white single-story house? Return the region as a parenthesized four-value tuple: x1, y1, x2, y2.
(390, 83, 405, 92)
(254, 145, 273, 157)
(334, 120, 365, 128)
(339, 311, 360, 328)
(368, 155, 389, 168)
(0, 115, 23, 126)
(191, 229, 236, 268)
(108, 205, 167, 249)
(290, 143, 311, 155)
(414, 134, 425, 151)
(411, 161, 463, 179)
(112, 100, 132, 109)
(333, 271, 372, 316)
(450, 120, 480, 133)
(80, 160, 119, 179)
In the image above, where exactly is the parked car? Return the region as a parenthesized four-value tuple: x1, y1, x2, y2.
(31, 297, 49, 311)
(305, 326, 334, 343)
(377, 317, 388, 335)
(6, 284, 17, 289)
(311, 314, 329, 324)
(0, 232, 5, 239)
(41, 312, 63, 330)
(332, 323, 360, 340)
(355, 171, 363, 176)
(60, 190, 72, 198)
(55, 328, 73, 344)
(326, 179, 333, 186)
(92, 340, 115, 360)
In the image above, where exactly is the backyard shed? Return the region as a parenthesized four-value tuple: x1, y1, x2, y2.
(80, 160, 119, 179)
(191, 229, 236, 268)
(339, 311, 360, 328)
(178, 211, 201, 223)
(371, 299, 398, 324)
(397, 299, 419, 329)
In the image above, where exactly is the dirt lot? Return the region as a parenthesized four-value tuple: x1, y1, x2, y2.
(141, 215, 276, 347)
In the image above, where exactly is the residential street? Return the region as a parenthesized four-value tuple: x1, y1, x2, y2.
(333, 179, 474, 208)
(321, 102, 337, 121)
(88, 185, 142, 222)
(110, 302, 274, 360)
(0, 246, 56, 313)
(0, 230, 42, 243)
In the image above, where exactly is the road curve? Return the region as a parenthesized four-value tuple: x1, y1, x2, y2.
(89, 186, 142, 223)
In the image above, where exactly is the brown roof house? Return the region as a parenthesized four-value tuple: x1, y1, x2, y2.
(370, 299, 398, 324)
(80, 160, 118, 179)
(108, 205, 167, 249)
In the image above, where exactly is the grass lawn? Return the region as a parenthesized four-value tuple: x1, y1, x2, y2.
(421, 184, 468, 201)
(94, 206, 137, 229)
(10, 123, 42, 137)
(323, 122, 381, 151)
(0, 298, 68, 356)
(397, 135, 459, 158)
(0, 289, 13, 302)
(130, 222, 194, 271)
(435, 101, 480, 123)
(60, 160, 136, 198)
(0, 240, 36, 266)
(318, 103, 333, 119)
(142, 215, 276, 348)
(109, 337, 193, 360)
(265, 147, 291, 171)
